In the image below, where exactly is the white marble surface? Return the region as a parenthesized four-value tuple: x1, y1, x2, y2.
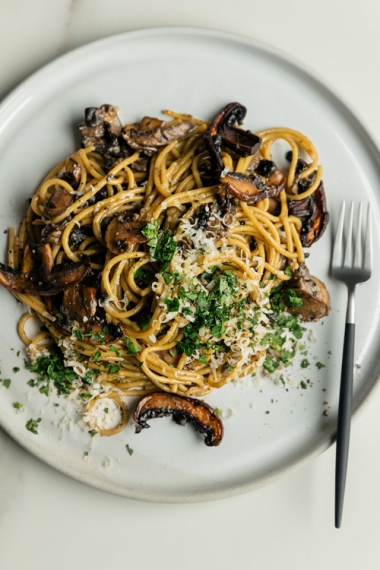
(1, 1, 380, 568)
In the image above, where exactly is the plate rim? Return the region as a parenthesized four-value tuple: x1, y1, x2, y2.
(0, 25, 379, 503)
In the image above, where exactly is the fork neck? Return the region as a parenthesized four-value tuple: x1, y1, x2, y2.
(346, 287, 356, 325)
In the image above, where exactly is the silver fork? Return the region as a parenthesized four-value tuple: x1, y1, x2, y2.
(332, 201, 372, 528)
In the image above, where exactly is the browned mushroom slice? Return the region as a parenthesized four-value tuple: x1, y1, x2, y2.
(134, 392, 224, 447)
(288, 181, 329, 247)
(61, 283, 97, 324)
(209, 102, 261, 155)
(204, 102, 262, 176)
(0, 243, 90, 296)
(105, 218, 148, 254)
(122, 120, 196, 155)
(61, 161, 81, 190)
(221, 170, 285, 204)
(139, 116, 164, 130)
(43, 187, 73, 218)
(285, 263, 331, 321)
(78, 104, 122, 140)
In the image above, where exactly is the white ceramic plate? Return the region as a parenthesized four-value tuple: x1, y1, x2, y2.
(0, 27, 380, 502)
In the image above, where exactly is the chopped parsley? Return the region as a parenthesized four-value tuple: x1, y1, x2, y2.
(284, 266, 293, 277)
(126, 444, 134, 456)
(25, 346, 78, 396)
(2, 379, 11, 389)
(198, 354, 209, 364)
(109, 345, 120, 357)
(12, 367, 20, 373)
(316, 362, 326, 369)
(214, 407, 222, 416)
(153, 230, 177, 269)
(300, 381, 307, 389)
(135, 267, 154, 283)
(124, 337, 140, 355)
(263, 357, 279, 374)
(73, 329, 83, 341)
(13, 402, 23, 409)
(142, 222, 177, 270)
(26, 418, 41, 434)
(104, 408, 109, 413)
(141, 219, 159, 248)
(163, 297, 180, 313)
(301, 359, 310, 369)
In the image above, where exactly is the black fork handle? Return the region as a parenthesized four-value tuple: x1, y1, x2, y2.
(335, 322, 355, 529)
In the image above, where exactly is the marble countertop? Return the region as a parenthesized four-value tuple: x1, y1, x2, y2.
(1, 1, 380, 569)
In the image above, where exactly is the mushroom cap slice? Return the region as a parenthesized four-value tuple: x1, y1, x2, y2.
(0, 244, 90, 296)
(287, 161, 330, 247)
(43, 187, 73, 219)
(78, 104, 122, 139)
(104, 218, 148, 254)
(134, 392, 224, 447)
(285, 264, 331, 321)
(61, 283, 97, 324)
(122, 119, 196, 155)
(221, 170, 286, 204)
(205, 102, 262, 176)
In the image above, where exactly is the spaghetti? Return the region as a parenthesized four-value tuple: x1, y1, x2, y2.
(3, 103, 330, 435)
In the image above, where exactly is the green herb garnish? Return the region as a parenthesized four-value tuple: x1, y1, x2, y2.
(124, 337, 140, 355)
(26, 418, 41, 435)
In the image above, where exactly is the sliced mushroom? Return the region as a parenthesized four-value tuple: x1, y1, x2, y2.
(134, 392, 224, 447)
(285, 263, 331, 321)
(104, 216, 148, 254)
(288, 180, 329, 247)
(60, 161, 81, 190)
(221, 168, 286, 204)
(61, 283, 98, 324)
(0, 244, 90, 296)
(78, 104, 132, 172)
(78, 104, 122, 141)
(122, 119, 196, 156)
(45, 280, 126, 343)
(204, 102, 262, 175)
(41, 224, 64, 246)
(43, 187, 73, 218)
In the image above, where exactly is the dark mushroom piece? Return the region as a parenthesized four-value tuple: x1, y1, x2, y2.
(122, 117, 197, 156)
(220, 165, 286, 204)
(134, 392, 224, 447)
(60, 161, 81, 189)
(287, 158, 330, 247)
(78, 104, 133, 172)
(204, 103, 286, 205)
(284, 263, 331, 321)
(78, 104, 123, 143)
(104, 215, 148, 255)
(0, 243, 90, 296)
(288, 180, 329, 247)
(45, 281, 126, 344)
(204, 102, 262, 175)
(43, 187, 74, 219)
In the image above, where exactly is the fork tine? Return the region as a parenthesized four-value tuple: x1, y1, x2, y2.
(353, 202, 362, 269)
(343, 201, 354, 268)
(364, 203, 372, 272)
(333, 201, 346, 268)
